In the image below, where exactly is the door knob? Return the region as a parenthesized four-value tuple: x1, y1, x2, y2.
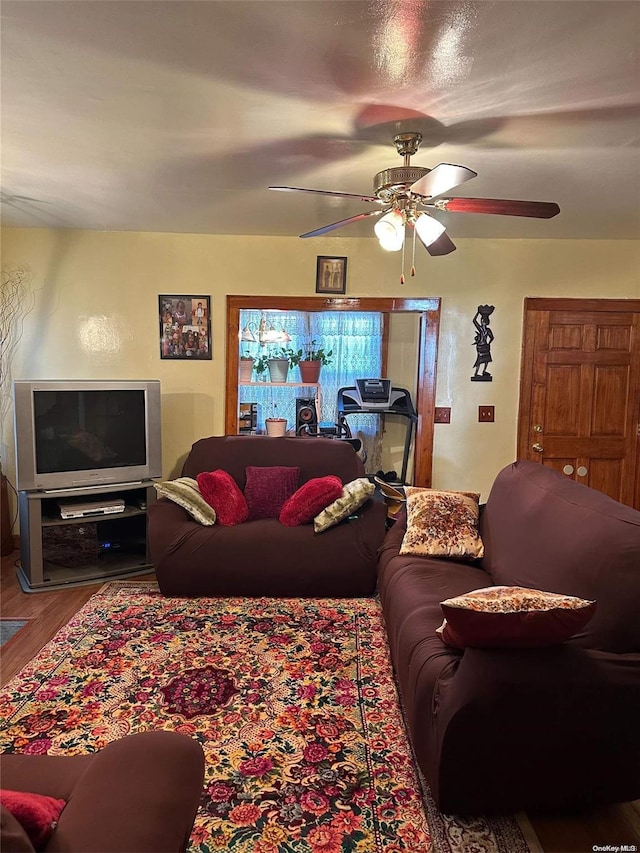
(532, 442, 544, 453)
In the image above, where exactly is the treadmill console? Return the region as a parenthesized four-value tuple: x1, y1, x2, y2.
(355, 378, 391, 406)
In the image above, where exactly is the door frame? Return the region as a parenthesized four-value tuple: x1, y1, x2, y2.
(225, 295, 441, 487)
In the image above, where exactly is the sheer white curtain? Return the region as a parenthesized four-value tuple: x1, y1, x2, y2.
(239, 310, 383, 471)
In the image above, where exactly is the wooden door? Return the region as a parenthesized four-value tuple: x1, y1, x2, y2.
(518, 298, 640, 508)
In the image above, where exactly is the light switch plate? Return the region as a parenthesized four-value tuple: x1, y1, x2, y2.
(434, 407, 451, 424)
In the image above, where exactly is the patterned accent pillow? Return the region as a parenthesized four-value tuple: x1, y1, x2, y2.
(197, 470, 249, 527)
(0, 790, 66, 851)
(153, 477, 216, 525)
(313, 478, 375, 533)
(244, 466, 300, 520)
(400, 488, 484, 560)
(437, 585, 597, 649)
(279, 475, 344, 527)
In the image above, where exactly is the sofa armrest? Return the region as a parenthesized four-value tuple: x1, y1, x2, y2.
(1, 732, 205, 853)
(430, 645, 640, 813)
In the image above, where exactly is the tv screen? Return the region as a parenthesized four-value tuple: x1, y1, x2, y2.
(14, 380, 162, 492)
(34, 389, 147, 474)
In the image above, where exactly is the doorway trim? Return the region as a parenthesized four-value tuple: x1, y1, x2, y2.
(225, 295, 441, 487)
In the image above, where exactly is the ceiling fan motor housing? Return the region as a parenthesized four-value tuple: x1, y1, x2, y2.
(373, 166, 431, 202)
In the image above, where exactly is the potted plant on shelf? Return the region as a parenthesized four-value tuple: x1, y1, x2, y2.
(266, 347, 294, 383)
(289, 339, 333, 384)
(239, 350, 255, 382)
(253, 354, 270, 382)
(265, 402, 287, 436)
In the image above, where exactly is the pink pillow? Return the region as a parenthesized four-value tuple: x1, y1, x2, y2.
(244, 466, 300, 520)
(196, 470, 249, 526)
(0, 790, 65, 850)
(279, 475, 343, 526)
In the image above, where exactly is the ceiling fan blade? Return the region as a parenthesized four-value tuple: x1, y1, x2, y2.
(300, 209, 383, 238)
(269, 186, 379, 203)
(416, 230, 457, 256)
(409, 164, 477, 199)
(439, 197, 560, 218)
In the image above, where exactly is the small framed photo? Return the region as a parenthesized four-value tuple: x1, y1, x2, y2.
(316, 256, 347, 294)
(159, 295, 211, 360)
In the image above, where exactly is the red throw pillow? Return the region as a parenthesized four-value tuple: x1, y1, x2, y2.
(196, 470, 249, 526)
(244, 466, 300, 520)
(279, 475, 343, 526)
(0, 790, 65, 850)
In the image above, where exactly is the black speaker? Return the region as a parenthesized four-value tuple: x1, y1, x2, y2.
(296, 397, 318, 434)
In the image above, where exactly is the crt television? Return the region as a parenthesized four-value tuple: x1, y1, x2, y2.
(13, 379, 162, 492)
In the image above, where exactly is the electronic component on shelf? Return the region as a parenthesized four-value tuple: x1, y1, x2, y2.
(57, 498, 126, 519)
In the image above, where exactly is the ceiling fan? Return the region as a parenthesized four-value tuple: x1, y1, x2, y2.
(269, 131, 560, 258)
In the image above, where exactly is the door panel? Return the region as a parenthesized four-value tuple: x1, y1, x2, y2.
(518, 299, 640, 508)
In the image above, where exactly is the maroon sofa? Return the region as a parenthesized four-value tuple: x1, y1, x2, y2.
(149, 435, 387, 597)
(378, 461, 640, 815)
(0, 731, 205, 852)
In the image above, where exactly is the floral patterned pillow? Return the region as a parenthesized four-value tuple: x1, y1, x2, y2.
(313, 478, 375, 533)
(399, 488, 484, 560)
(437, 585, 597, 649)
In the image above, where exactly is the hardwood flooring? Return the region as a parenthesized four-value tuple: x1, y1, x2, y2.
(1, 549, 638, 853)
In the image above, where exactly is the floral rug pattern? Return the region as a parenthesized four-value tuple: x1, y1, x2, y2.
(0, 582, 534, 853)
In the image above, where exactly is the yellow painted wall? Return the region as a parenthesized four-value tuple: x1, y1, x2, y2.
(1, 227, 638, 514)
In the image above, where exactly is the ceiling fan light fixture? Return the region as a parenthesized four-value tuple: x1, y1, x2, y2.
(374, 209, 405, 251)
(414, 212, 446, 246)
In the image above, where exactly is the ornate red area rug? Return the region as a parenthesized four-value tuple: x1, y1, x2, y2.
(0, 582, 537, 853)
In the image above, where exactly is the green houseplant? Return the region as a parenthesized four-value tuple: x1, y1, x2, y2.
(253, 353, 270, 381)
(288, 339, 333, 383)
(266, 347, 294, 383)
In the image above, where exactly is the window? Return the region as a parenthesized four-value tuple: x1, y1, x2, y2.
(227, 295, 441, 488)
(239, 310, 383, 432)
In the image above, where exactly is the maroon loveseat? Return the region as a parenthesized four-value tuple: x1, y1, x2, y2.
(149, 435, 387, 597)
(378, 461, 640, 815)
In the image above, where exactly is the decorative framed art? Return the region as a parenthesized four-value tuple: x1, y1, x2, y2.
(159, 295, 211, 360)
(315, 256, 347, 294)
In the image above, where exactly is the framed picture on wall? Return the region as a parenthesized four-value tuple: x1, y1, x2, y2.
(159, 295, 211, 359)
(315, 256, 347, 294)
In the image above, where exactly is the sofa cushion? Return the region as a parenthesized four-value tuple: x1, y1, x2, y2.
(0, 791, 65, 851)
(400, 488, 484, 560)
(313, 478, 375, 533)
(153, 477, 216, 525)
(197, 470, 249, 526)
(279, 475, 343, 526)
(437, 585, 596, 649)
(244, 466, 300, 520)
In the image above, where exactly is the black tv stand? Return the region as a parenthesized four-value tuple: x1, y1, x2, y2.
(17, 480, 157, 592)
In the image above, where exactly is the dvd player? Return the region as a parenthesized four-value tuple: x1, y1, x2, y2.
(58, 498, 126, 519)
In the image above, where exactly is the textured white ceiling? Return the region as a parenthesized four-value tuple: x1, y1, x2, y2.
(2, 0, 639, 241)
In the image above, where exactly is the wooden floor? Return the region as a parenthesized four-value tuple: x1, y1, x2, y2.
(1, 549, 638, 853)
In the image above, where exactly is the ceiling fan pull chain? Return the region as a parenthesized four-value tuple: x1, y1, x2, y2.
(410, 226, 417, 277)
(400, 223, 406, 284)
